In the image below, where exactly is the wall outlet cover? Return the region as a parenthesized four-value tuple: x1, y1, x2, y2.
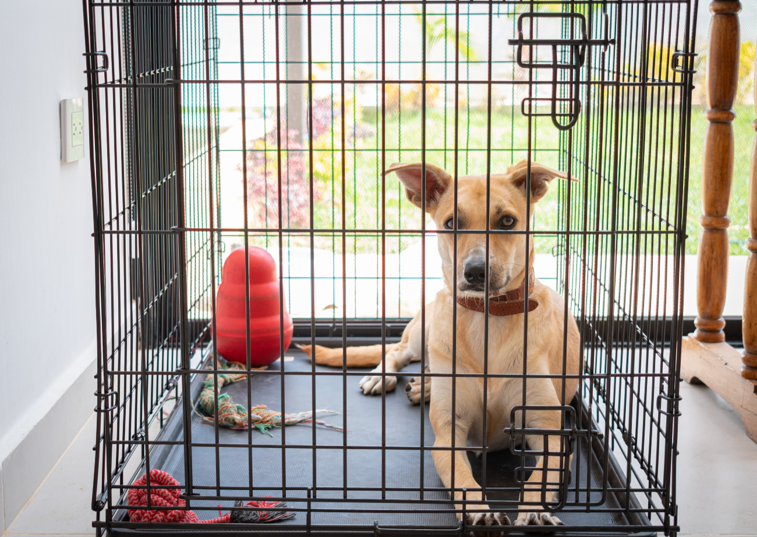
(60, 98, 84, 162)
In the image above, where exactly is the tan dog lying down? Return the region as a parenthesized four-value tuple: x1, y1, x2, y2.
(300, 161, 580, 529)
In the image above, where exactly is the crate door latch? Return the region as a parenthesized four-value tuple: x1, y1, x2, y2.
(508, 12, 615, 131)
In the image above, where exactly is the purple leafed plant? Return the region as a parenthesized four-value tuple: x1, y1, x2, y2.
(242, 97, 368, 232)
(242, 124, 319, 230)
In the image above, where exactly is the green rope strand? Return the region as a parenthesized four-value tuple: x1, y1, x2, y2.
(197, 359, 342, 436)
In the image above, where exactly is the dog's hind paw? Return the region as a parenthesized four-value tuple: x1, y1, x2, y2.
(513, 512, 564, 527)
(358, 372, 397, 395)
(467, 511, 511, 536)
(405, 376, 431, 404)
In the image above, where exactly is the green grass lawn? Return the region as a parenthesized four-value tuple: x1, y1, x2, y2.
(247, 103, 753, 257)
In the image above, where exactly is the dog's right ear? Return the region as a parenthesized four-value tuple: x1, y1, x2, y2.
(385, 162, 451, 211)
(508, 160, 570, 202)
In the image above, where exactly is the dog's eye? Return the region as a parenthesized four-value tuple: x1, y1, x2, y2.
(444, 218, 454, 229)
(499, 215, 517, 229)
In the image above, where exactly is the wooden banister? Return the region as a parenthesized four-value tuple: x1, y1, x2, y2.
(743, 36, 757, 380)
(683, 1, 757, 444)
(693, 0, 741, 343)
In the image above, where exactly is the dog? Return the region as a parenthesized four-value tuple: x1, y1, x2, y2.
(300, 160, 580, 529)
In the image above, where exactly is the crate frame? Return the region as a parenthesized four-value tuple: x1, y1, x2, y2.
(82, 0, 697, 535)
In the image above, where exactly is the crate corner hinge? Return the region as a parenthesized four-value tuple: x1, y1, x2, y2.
(83, 51, 109, 74)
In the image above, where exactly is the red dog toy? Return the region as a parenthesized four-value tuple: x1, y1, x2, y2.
(127, 469, 295, 524)
(214, 247, 293, 366)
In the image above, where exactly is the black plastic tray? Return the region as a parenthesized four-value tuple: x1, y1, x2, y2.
(110, 348, 654, 537)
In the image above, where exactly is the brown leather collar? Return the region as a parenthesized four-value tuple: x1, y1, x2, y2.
(456, 268, 538, 316)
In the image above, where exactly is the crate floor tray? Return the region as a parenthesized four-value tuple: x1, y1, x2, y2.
(113, 348, 654, 536)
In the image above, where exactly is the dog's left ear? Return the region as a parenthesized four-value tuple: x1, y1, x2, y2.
(385, 162, 451, 211)
(508, 160, 571, 202)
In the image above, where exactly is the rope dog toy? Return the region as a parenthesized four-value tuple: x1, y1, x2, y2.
(197, 358, 343, 435)
(127, 470, 295, 524)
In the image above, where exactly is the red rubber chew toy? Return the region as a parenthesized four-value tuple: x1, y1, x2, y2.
(214, 247, 293, 366)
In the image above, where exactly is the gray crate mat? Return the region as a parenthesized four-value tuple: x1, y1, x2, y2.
(133, 349, 650, 532)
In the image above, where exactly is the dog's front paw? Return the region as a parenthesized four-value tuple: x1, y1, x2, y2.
(514, 512, 564, 527)
(404, 376, 431, 404)
(465, 508, 511, 536)
(358, 370, 397, 395)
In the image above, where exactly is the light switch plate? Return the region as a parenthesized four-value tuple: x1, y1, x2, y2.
(60, 98, 84, 162)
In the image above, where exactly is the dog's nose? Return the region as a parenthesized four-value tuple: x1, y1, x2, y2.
(463, 260, 488, 284)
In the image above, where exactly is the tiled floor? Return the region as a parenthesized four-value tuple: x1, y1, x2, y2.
(676, 381, 757, 536)
(4, 381, 756, 537)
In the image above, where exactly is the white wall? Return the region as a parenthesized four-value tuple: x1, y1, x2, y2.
(0, 0, 97, 530)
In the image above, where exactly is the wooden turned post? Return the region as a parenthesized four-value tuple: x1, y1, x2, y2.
(693, 0, 741, 343)
(743, 39, 757, 380)
(682, 3, 757, 441)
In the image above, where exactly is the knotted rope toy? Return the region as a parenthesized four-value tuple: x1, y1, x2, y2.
(197, 358, 343, 436)
(127, 469, 295, 524)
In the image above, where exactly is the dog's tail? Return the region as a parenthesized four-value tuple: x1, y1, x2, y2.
(296, 343, 395, 368)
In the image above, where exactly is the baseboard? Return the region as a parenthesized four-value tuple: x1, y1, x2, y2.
(0, 343, 96, 531)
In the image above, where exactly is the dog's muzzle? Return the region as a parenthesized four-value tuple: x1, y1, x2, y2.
(457, 268, 538, 316)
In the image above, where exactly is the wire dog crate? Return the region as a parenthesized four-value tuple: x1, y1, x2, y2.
(83, 0, 697, 535)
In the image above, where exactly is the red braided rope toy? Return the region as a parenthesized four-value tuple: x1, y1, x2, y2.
(127, 470, 294, 524)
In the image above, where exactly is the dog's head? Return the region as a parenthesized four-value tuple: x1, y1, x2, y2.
(386, 160, 566, 298)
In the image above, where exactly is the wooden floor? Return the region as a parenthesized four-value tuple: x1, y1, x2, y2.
(681, 337, 757, 442)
